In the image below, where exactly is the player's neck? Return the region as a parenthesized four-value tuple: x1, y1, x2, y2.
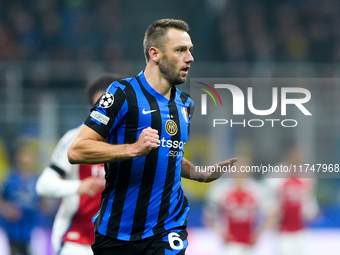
(144, 64, 172, 100)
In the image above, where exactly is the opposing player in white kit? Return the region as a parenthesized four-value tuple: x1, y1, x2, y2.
(36, 74, 121, 255)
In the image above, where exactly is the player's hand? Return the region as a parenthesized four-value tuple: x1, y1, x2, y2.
(132, 127, 160, 157)
(197, 158, 238, 182)
(78, 177, 105, 197)
(249, 233, 258, 245)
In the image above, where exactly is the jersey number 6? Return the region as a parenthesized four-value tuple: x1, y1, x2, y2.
(168, 232, 184, 250)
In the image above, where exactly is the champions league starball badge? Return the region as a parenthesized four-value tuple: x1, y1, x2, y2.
(99, 92, 114, 108)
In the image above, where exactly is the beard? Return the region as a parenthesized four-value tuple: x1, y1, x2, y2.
(158, 55, 186, 85)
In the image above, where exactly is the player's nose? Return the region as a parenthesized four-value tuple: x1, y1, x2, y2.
(185, 51, 194, 63)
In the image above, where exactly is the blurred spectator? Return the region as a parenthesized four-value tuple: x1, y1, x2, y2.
(7, 3, 40, 60)
(0, 137, 56, 255)
(217, 0, 340, 63)
(39, 10, 62, 57)
(0, 22, 16, 60)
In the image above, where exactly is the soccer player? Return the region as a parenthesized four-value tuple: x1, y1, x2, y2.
(67, 18, 237, 255)
(203, 156, 273, 255)
(265, 144, 319, 255)
(36, 74, 122, 255)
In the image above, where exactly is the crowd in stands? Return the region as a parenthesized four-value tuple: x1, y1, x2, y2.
(217, 0, 340, 62)
(0, 0, 125, 62)
(1, 0, 339, 63)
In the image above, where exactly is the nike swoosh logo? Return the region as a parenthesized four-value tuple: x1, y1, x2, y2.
(142, 108, 157, 114)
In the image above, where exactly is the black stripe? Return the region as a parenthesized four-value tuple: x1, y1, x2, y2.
(96, 129, 119, 229)
(50, 164, 66, 177)
(156, 97, 181, 232)
(116, 79, 132, 87)
(174, 195, 188, 222)
(173, 189, 182, 210)
(189, 100, 194, 118)
(106, 87, 126, 129)
(106, 80, 139, 238)
(129, 76, 163, 240)
(179, 91, 189, 105)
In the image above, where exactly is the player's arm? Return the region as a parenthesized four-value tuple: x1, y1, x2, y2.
(68, 124, 160, 165)
(36, 167, 80, 198)
(36, 167, 105, 198)
(181, 157, 196, 179)
(181, 157, 238, 182)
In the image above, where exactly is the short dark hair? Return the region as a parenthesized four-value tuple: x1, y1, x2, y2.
(85, 73, 123, 105)
(143, 19, 189, 62)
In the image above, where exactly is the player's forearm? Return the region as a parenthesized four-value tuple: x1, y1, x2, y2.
(181, 157, 195, 179)
(181, 157, 238, 182)
(36, 168, 80, 198)
(181, 157, 206, 181)
(68, 138, 138, 165)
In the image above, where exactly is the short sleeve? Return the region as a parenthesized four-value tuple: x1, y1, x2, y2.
(84, 81, 128, 138)
(50, 128, 79, 176)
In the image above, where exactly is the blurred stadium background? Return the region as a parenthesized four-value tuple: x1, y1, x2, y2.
(1, 0, 340, 254)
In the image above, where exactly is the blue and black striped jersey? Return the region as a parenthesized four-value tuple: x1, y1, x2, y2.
(84, 71, 194, 241)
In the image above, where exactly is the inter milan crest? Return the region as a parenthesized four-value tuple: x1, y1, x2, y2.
(99, 92, 114, 108)
(165, 119, 178, 136)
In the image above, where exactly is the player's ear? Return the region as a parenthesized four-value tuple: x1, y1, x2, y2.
(149, 47, 161, 63)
